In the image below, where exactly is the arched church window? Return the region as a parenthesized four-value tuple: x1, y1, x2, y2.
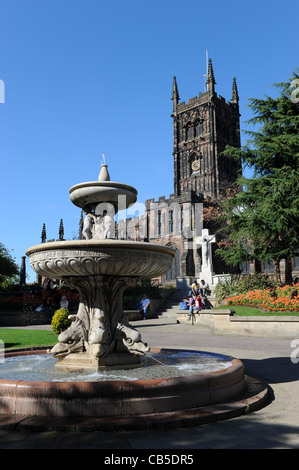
(165, 244, 181, 281)
(157, 210, 162, 236)
(180, 206, 184, 231)
(177, 122, 181, 143)
(168, 210, 174, 233)
(195, 120, 203, 137)
(186, 122, 194, 141)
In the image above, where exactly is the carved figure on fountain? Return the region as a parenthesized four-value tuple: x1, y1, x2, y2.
(49, 274, 150, 363)
(82, 212, 94, 240)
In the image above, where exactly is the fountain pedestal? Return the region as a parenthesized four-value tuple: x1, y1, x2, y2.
(56, 351, 142, 370)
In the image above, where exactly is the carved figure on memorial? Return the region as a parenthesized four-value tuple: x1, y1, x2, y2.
(197, 229, 216, 267)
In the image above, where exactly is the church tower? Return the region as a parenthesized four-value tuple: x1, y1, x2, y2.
(171, 58, 241, 198)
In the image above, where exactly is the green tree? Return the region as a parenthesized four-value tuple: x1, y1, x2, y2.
(218, 71, 299, 283)
(0, 242, 20, 290)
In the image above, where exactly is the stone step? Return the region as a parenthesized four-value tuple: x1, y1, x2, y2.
(157, 290, 217, 319)
(156, 290, 186, 319)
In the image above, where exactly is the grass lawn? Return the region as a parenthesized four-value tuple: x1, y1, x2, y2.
(0, 329, 58, 350)
(216, 305, 298, 316)
(1, 304, 298, 351)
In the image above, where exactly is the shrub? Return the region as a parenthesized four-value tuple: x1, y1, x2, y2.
(51, 308, 71, 334)
(215, 273, 277, 302)
(215, 275, 238, 302)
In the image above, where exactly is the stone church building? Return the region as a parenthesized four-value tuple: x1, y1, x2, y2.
(40, 58, 298, 290)
(115, 58, 243, 288)
(38, 58, 298, 289)
(42, 59, 298, 288)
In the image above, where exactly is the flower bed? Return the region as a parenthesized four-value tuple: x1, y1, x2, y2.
(225, 283, 299, 313)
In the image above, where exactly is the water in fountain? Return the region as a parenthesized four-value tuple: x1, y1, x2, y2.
(1, 350, 232, 382)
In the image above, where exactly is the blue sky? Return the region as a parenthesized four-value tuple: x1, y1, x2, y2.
(0, 0, 298, 283)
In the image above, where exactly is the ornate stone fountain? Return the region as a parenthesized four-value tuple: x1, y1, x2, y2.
(26, 162, 176, 370)
(0, 160, 266, 431)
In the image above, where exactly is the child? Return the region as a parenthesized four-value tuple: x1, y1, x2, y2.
(186, 295, 194, 321)
(194, 294, 202, 312)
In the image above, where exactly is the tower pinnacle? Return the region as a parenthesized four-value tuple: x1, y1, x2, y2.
(59, 219, 64, 240)
(206, 58, 216, 94)
(171, 76, 180, 112)
(41, 223, 47, 243)
(231, 77, 239, 104)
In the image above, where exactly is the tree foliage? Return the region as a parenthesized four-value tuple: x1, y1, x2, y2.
(217, 71, 299, 282)
(0, 243, 20, 290)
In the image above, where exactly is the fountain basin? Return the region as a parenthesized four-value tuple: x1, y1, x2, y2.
(26, 240, 175, 279)
(0, 348, 245, 418)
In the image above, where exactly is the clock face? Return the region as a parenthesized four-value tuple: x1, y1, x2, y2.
(191, 160, 201, 171)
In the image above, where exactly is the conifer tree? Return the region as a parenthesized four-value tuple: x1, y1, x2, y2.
(217, 71, 299, 283)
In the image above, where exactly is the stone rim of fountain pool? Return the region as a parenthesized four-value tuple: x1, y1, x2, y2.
(0, 347, 269, 431)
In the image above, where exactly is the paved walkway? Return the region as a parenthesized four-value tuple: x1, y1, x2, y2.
(0, 319, 299, 449)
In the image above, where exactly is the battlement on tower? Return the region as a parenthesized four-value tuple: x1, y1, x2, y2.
(177, 91, 237, 114)
(177, 92, 209, 112)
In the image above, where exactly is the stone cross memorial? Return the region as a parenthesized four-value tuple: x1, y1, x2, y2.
(196, 228, 216, 287)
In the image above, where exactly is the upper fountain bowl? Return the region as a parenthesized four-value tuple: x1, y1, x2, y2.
(69, 164, 137, 213)
(69, 181, 137, 212)
(70, 181, 137, 212)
